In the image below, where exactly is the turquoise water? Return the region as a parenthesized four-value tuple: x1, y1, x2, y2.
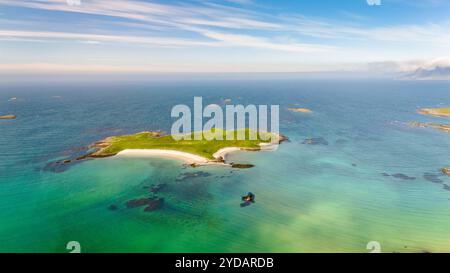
(0, 79, 449, 253)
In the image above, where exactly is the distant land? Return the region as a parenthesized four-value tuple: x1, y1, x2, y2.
(402, 66, 450, 80)
(288, 108, 312, 113)
(0, 114, 16, 119)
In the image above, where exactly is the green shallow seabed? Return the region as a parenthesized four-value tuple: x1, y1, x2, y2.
(2, 146, 450, 253)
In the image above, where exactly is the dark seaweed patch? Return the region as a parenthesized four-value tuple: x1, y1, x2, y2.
(382, 172, 416, 180)
(108, 204, 118, 211)
(125, 197, 164, 211)
(392, 173, 416, 181)
(42, 161, 71, 173)
(176, 171, 211, 181)
(423, 173, 443, 184)
(335, 139, 348, 145)
(302, 137, 329, 145)
(149, 183, 167, 193)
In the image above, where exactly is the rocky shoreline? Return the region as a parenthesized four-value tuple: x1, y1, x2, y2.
(409, 121, 450, 133)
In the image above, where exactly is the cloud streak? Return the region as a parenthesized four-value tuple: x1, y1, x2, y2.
(0, 0, 333, 52)
(0, 0, 449, 74)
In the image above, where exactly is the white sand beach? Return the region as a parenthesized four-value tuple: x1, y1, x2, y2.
(115, 144, 278, 165)
(115, 149, 211, 164)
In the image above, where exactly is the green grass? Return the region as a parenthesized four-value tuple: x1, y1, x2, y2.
(98, 129, 276, 159)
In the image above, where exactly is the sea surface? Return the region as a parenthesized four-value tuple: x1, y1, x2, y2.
(0, 79, 449, 253)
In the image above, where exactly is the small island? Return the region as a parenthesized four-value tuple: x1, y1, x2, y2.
(288, 108, 312, 113)
(0, 114, 16, 119)
(418, 108, 450, 118)
(443, 168, 450, 175)
(80, 129, 287, 167)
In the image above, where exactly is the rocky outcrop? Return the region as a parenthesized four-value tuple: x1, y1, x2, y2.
(231, 163, 254, 169)
(240, 192, 255, 207)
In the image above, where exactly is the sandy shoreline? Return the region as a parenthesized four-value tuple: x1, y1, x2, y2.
(115, 149, 212, 164)
(115, 142, 280, 166)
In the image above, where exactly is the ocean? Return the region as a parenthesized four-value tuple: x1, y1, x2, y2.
(0, 79, 449, 253)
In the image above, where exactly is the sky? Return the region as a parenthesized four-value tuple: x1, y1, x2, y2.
(1, 0, 450, 76)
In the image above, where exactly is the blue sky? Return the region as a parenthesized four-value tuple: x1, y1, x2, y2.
(1, 0, 450, 74)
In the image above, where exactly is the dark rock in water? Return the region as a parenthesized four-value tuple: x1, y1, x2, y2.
(443, 184, 450, 191)
(240, 192, 255, 207)
(302, 137, 329, 145)
(381, 173, 391, 177)
(231, 163, 254, 169)
(335, 139, 348, 145)
(352, 163, 357, 167)
(242, 192, 255, 202)
(144, 198, 164, 212)
(177, 171, 211, 181)
(392, 173, 416, 181)
(125, 198, 154, 209)
(108, 204, 118, 211)
(423, 173, 443, 184)
(150, 183, 167, 193)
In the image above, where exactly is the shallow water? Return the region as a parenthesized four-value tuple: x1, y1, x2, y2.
(0, 79, 449, 252)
